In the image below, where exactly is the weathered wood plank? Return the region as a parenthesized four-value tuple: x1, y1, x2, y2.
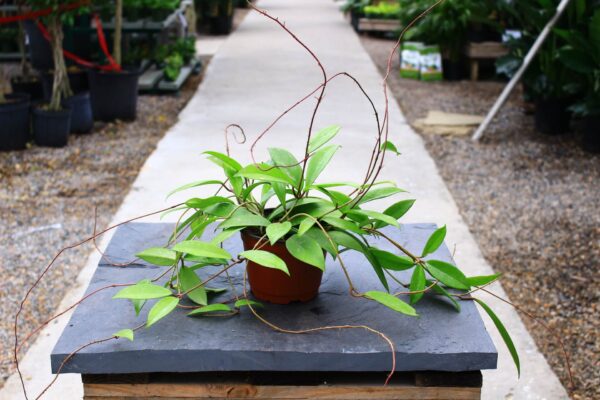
(357, 18, 400, 33)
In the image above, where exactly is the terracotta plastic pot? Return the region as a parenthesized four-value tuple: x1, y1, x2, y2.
(241, 230, 323, 304)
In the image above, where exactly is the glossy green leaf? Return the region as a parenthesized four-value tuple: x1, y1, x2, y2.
(166, 179, 223, 198)
(308, 125, 340, 153)
(297, 217, 316, 236)
(203, 202, 235, 218)
(172, 240, 232, 260)
(179, 267, 208, 305)
(203, 150, 242, 172)
(347, 209, 400, 228)
(370, 248, 414, 271)
(236, 163, 294, 184)
(266, 222, 292, 245)
(240, 250, 289, 275)
(356, 186, 405, 205)
(136, 247, 177, 266)
(146, 297, 179, 328)
(304, 227, 338, 257)
(286, 234, 325, 271)
(304, 145, 339, 189)
(187, 303, 232, 316)
(234, 299, 264, 308)
(310, 181, 361, 189)
(376, 199, 415, 228)
(131, 299, 146, 316)
(365, 291, 418, 316)
(365, 249, 390, 292)
(114, 329, 134, 341)
(409, 265, 426, 304)
(268, 148, 302, 185)
(467, 274, 501, 287)
(428, 280, 461, 312)
(421, 225, 446, 257)
(328, 230, 364, 253)
(380, 140, 400, 155)
(185, 196, 233, 210)
(211, 228, 242, 245)
(219, 208, 271, 229)
(321, 216, 364, 234)
(426, 259, 469, 290)
(113, 283, 172, 300)
(475, 299, 520, 377)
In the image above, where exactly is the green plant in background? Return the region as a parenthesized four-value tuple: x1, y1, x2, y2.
(363, 2, 400, 20)
(340, 0, 370, 14)
(398, 0, 490, 62)
(164, 53, 184, 81)
(556, 6, 600, 116)
(109, 125, 520, 376)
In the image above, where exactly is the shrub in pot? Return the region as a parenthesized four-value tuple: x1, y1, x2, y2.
(556, 6, 600, 152)
(10, 11, 44, 102)
(88, 0, 140, 122)
(340, 0, 368, 32)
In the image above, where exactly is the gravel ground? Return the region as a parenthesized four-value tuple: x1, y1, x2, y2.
(360, 35, 599, 399)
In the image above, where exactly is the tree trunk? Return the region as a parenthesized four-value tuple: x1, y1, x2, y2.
(114, 0, 123, 67)
(48, 14, 73, 111)
(17, 1, 32, 78)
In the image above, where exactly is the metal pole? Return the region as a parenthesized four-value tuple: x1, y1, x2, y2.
(472, 0, 572, 141)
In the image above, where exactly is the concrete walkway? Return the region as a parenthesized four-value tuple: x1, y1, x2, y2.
(1, 1, 568, 399)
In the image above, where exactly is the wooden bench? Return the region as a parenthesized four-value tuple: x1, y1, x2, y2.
(463, 42, 508, 81)
(358, 18, 400, 33)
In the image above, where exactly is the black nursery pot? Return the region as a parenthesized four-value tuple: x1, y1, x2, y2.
(32, 107, 71, 147)
(11, 77, 44, 101)
(582, 115, 600, 154)
(41, 69, 89, 102)
(442, 58, 463, 81)
(24, 20, 53, 71)
(0, 93, 31, 151)
(88, 69, 140, 122)
(62, 92, 93, 134)
(534, 98, 571, 135)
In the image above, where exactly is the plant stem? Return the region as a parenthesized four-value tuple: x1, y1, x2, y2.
(48, 14, 72, 111)
(114, 0, 123, 67)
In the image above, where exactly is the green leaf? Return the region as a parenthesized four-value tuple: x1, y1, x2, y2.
(166, 179, 223, 198)
(365, 250, 389, 292)
(370, 248, 414, 271)
(364, 291, 418, 317)
(426, 260, 469, 290)
(136, 247, 177, 266)
(475, 299, 520, 377)
(304, 145, 339, 189)
(268, 148, 302, 185)
(211, 228, 242, 245)
(310, 181, 361, 189)
(409, 265, 426, 304)
(266, 222, 292, 244)
(146, 297, 179, 328)
(113, 283, 172, 300)
(131, 299, 146, 316)
(234, 299, 264, 308)
(328, 230, 364, 253)
(179, 267, 208, 305)
(203, 150, 242, 172)
(377, 199, 415, 228)
(185, 196, 233, 210)
(172, 240, 232, 260)
(347, 210, 400, 228)
(467, 274, 501, 287)
(286, 234, 325, 271)
(219, 208, 271, 229)
(204, 202, 235, 218)
(421, 225, 446, 257)
(308, 125, 340, 153)
(236, 163, 294, 185)
(380, 140, 400, 155)
(303, 227, 338, 257)
(114, 329, 134, 341)
(356, 186, 405, 205)
(297, 217, 316, 236)
(187, 303, 233, 316)
(240, 250, 289, 275)
(321, 216, 364, 234)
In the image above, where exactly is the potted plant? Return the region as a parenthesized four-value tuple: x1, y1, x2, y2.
(88, 0, 140, 122)
(340, 0, 369, 32)
(0, 71, 31, 151)
(195, 0, 235, 34)
(556, 7, 600, 152)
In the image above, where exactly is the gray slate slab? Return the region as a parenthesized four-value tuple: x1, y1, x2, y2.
(51, 223, 497, 375)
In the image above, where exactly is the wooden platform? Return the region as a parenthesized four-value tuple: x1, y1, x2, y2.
(82, 371, 482, 399)
(358, 18, 400, 33)
(463, 42, 508, 81)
